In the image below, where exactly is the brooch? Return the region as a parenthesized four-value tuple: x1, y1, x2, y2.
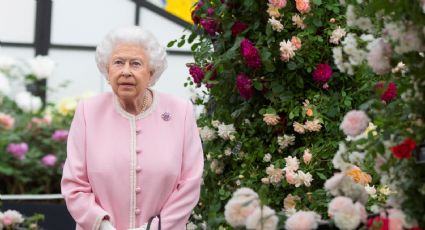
(161, 112, 171, 121)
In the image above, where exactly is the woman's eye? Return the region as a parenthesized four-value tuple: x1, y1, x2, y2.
(114, 60, 124, 65)
(132, 61, 142, 66)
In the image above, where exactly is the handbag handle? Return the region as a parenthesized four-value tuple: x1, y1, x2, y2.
(146, 214, 161, 230)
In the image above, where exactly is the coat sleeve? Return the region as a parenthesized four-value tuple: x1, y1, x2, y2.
(61, 100, 110, 230)
(153, 101, 204, 230)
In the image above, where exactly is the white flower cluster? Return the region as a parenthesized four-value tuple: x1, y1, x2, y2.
(28, 55, 55, 80)
(217, 123, 236, 141)
(224, 188, 278, 230)
(0, 72, 11, 96)
(15, 91, 42, 113)
(333, 33, 370, 75)
(264, 164, 284, 185)
(293, 119, 322, 134)
(199, 126, 217, 142)
(268, 17, 284, 32)
(283, 156, 314, 187)
(329, 26, 347, 44)
(277, 134, 295, 150)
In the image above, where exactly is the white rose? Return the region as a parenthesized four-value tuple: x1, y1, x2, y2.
(28, 55, 55, 79)
(15, 91, 42, 112)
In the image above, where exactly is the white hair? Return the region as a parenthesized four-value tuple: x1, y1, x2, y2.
(95, 26, 167, 85)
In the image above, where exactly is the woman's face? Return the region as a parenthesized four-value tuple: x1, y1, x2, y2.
(107, 43, 152, 101)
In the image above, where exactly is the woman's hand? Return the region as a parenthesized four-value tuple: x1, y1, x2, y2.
(100, 220, 116, 230)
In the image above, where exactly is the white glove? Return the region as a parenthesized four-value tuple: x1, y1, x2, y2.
(100, 220, 116, 230)
(128, 223, 148, 230)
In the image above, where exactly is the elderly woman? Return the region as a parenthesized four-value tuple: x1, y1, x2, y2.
(61, 26, 204, 230)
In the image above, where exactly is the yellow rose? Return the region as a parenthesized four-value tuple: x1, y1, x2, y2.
(57, 97, 77, 116)
(345, 166, 372, 186)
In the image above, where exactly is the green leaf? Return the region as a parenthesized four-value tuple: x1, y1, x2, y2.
(253, 81, 263, 90)
(312, 0, 322, 5)
(167, 40, 177, 48)
(316, 172, 327, 180)
(188, 33, 197, 44)
(313, 20, 323, 27)
(0, 165, 14, 175)
(287, 62, 297, 70)
(177, 39, 186, 48)
(266, 108, 277, 114)
(264, 61, 276, 72)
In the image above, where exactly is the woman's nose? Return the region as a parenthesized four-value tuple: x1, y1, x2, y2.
(121, 63, 132, 77)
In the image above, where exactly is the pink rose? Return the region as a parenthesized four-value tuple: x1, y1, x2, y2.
(52, 129, 69, 141)
(285, 170, 297, 184)
(41, 154, 57, 167)
(285, 211, 319, 230)
(0, 113, 15, 130)
(2, 215, 13, 226)
(268, 0, 287, 9)
(303, 149, 312, 164)
(295, 0, 311, 14)
(340, 110, 370, 137)
(291, 36, 302, 49)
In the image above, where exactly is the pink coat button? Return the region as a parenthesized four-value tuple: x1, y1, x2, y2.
(136, 187, 141, 194)
(136, 130, 142, 135)
(136, 166, 142, 173)
(135, 209, 141, 215)
(136, 149, 142, 154)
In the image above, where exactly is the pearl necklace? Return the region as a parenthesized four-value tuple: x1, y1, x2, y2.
(139, 90, 150, 113)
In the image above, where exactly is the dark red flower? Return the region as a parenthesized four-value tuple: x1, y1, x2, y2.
(231, 21, 248, 37)
(189, 65, 204, 86)
(240, 39, 262, 69)
(200, 18, 219, 36)
(204, 64, 217, 88)
(236, 73, 253, 100)
(390, 138, 416, 159)
(367, 216, 389, 230)
(191, 2, 203, 24)
(312, 63, 333, 83)
(374, 82, 397, 103)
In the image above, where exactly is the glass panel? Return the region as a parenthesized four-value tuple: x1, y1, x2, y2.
(47, 49, 103, 103)
(0, 0, 36, 43)
(51, 0, 135, 46)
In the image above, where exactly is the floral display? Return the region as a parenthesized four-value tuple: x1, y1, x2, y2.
(0, 55, 86, 194)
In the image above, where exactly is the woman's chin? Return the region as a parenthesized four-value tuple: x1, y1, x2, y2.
(116, 91, 136, 100)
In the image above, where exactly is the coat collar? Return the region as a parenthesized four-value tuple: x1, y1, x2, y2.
(112, 89, 158, 120)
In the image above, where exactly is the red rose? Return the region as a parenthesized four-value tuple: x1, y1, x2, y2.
(374, 82, 397, 103)
(367, 216, 389, 230)
(312, 63, 333, 83)
(231, 21, 247, 37)
(390, 138, 416, 159)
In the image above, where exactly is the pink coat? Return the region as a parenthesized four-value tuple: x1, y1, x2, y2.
(61, 90, 204, 230)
